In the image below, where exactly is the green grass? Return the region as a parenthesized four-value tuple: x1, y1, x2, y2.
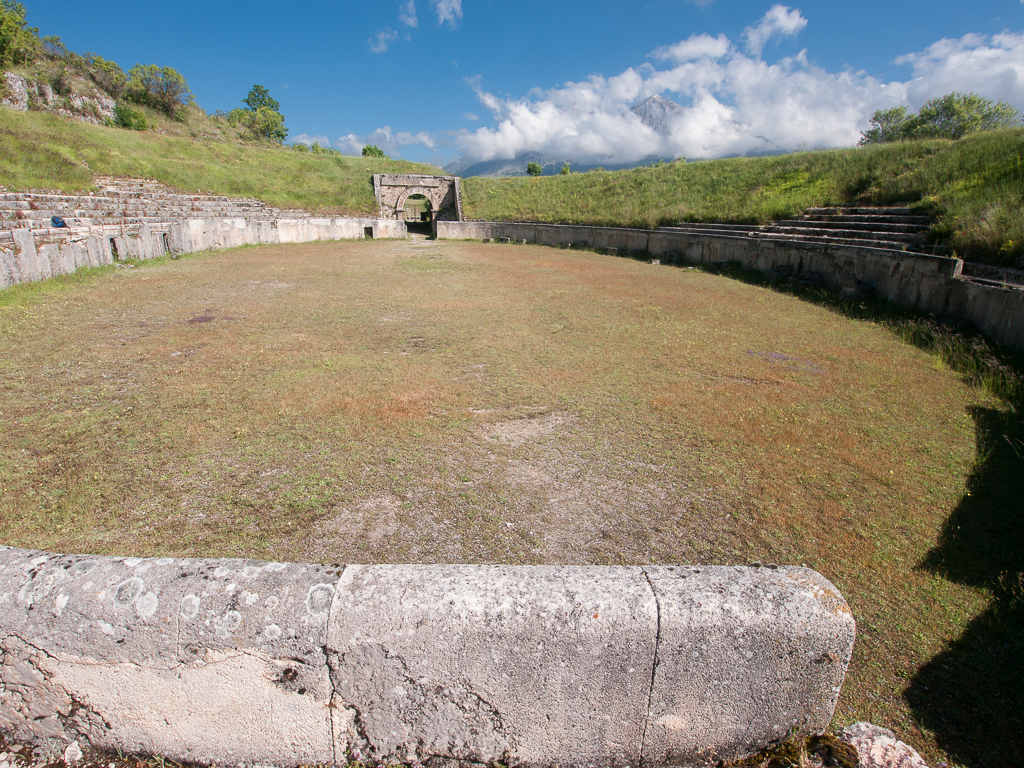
(0, 107, 441, 214)
(462, 129, 1024, 266)
(2, 239, 1022, 767)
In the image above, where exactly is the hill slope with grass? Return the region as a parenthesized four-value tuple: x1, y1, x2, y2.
(0, 108, 441, 214)
(462, 129, 1024, 267)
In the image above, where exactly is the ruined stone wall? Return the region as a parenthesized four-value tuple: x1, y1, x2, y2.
(0, 217, 407, 290)
(437, 221, 1024, 354)
(373, 174, 463, 222)
(0, 546, 854, 768)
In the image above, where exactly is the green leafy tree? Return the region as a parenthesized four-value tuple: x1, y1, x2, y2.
(126, 64, 192, 117)
(0, 1, 39, 65)
(861, 92, 1022, 145)
(362, 144, 389, 158)
(243, 84, 281, 115)
(86, 54, 127, 99)
(914, 92, 1021, 140)
(559, 162, 571, 175)
(229, 85, 287, 143)
(527, 161, 542, 176)
(859, 106, 913, 145)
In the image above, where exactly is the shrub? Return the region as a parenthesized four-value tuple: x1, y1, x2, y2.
(527, 161, 542, 176)
(48, 65, 72, 97)
(310, 140, 327, 155)
(125, 64, 192, 118)
(362, 144, 390, 158)
(113, 103, 147, 131)
(40, 34, 66, 59)
(560, 162, 571, 175)
(291, 142, 309, 152)
(86, 54, 127, 99)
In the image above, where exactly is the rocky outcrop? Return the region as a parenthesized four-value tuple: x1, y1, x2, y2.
(2, 71, 115, 124)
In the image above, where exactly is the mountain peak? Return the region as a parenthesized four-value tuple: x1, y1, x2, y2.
(630, 95, 684, 136)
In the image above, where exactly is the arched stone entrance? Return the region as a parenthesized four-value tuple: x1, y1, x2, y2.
(373, 174, 463, 224)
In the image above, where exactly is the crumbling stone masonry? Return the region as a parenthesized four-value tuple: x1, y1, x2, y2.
(373, 174, 463, 223)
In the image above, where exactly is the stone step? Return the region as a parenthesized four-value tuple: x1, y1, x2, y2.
(762, 224, 923, 243)
(800, 213, 933, 226)
(657, 226, 944, 254)
(780, 219, 929, 235)
(805, 206, 923, 217)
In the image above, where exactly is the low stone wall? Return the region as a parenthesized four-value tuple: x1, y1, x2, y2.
(0, 547, 855, 768)
(0, 217, 407, 290)
(438, 221, 1024, 354)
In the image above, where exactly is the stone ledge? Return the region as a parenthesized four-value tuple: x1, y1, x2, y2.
(0, 547, 854, 768)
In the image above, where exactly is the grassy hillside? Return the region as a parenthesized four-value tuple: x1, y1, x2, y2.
(0, 108, 441, 214)
(462, 129, 1024, 267)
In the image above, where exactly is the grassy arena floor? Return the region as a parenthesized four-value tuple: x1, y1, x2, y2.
(0, 239, 1020, 767)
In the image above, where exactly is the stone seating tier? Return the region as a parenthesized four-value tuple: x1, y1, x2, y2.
(0, 177, 309, 233)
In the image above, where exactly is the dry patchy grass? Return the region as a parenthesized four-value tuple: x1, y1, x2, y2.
(0, 240, 1017, 767)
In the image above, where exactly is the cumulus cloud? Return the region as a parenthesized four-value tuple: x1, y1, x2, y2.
(333, 126, 438, 157)
(455, 46, 899, 164)
(895, 31, 1024, 108)
(743, 5, 808, 57)
(449, 18, 1024, 167)
(399, 0, 418, 28)
(652, 33, 730, 63)
(433, 0, 462, 27)
(369, 28, 398, 53)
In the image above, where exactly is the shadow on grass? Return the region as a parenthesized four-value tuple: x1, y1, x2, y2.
(906, 407, 1024, 768)
(701, 259, 1024, 768)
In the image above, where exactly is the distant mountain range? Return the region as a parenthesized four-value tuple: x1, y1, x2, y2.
(444, 96, 683, 178)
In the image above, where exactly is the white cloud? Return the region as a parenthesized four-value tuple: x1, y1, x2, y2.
(450, 19, 1024, 167)
(369, 28, 398, 53)
(455, 39, 903, 165)
(653, 33, 730, 63)
(895, 31, 1024, 109)
(463, 112, 480, 121)
(399, 0, 418, 28)
(293, 134, 332, 147)
(432, 0, 462, 27)
(332, 126, 438, 156)
(743, 5, 808, 57)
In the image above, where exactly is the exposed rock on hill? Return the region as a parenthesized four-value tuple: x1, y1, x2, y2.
(2, 71, 115, 125)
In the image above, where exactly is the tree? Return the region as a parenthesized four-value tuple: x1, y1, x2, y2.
(243, 84, 281, 115)
(859, 106, 913, 145)
(362, 144, 390, 159)
(860, 92, 1021, 145)
(247, 105, 287, 142)
(914, 92, 1021, 140)
(559, 162, 571, 175)
(0, 1, 39, 65)
(126, 64, 192, 117)
(527, 161, 542, 176)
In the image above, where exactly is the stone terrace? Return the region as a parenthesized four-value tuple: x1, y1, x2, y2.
(659, 206, 944, 255)
(0, 176, 310, 232)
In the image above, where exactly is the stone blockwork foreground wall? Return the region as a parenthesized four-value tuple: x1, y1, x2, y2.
(0, 547, 855, 768)
(0, 217, 407, 290)
(438, 221, 1024, 354)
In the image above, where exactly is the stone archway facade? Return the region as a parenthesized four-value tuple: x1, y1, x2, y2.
(373, 174, 463, 222)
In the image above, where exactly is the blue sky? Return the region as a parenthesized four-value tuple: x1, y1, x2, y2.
(22, 0, 1024, 166)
